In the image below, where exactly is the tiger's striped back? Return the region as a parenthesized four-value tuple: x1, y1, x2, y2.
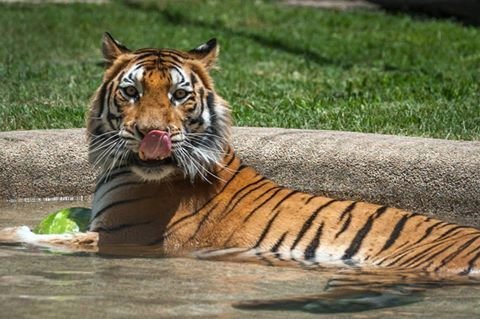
(87, 34, 480, 276)
(90, 148, 480, 275)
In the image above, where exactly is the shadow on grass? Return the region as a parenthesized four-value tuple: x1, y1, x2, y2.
(122, 1, 354, 69)
(368, 0, 480, 27)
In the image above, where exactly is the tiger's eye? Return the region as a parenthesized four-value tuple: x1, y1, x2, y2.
(173, 89, 188, 100)
(123, 86, 138, 98)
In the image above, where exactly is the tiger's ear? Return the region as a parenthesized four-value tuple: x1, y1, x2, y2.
(189, 38, 219, 70)
(102, 32, 130, 66)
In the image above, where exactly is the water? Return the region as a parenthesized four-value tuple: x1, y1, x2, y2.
(1, 201, 480, 318)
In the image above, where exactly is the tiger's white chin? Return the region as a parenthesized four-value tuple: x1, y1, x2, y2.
(131, 165, 180, 182)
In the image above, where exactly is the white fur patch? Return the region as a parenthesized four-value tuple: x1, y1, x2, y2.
(131, 165, 178, 182)
(168, 67, 193, 106)
(119, 64, 145, 102)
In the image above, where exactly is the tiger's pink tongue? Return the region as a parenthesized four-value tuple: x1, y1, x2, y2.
(139, 130, 172, 161)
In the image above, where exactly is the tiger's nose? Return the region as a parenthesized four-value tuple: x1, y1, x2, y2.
(134, 123, 170, 138)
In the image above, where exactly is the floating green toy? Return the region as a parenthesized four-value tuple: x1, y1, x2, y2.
(33, 207, 92, 234)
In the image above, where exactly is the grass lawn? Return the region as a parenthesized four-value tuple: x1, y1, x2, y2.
(0, 0, 479, 140)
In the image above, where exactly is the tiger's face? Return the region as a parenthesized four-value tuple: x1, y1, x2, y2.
(88, 33, 231, 182)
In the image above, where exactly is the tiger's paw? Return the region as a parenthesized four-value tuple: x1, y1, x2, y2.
(0, 225, 99, 253)
(0, 226, 35, 244)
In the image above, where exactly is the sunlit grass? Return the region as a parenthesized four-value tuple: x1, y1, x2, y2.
(0, 0, 478, 139)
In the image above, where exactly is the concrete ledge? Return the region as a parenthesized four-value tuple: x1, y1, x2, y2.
(0, 129, 95, 201)
(0, 128, 479, 227)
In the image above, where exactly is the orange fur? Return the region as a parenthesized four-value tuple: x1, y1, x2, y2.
(1, 35, 479, 277)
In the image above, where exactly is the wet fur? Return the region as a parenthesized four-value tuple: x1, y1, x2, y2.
(1, 34, 479, 277)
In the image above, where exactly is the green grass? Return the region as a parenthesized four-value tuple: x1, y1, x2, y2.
(0, 0, 479, 140)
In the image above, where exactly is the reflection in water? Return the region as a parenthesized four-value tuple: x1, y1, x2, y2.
(5, 243, 480, 317)
(203, 249, 479, 314)
(1, 200, 480, 318)
(234, 287, 423, 314)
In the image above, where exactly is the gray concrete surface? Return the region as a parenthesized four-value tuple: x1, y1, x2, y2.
(0, 128, 479, 227)
(0, 129, 95, 201)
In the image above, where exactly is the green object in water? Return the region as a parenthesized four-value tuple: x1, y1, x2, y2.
(33, 207, 91, 234)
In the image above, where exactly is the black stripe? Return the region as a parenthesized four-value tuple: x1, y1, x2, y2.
(270, 190, 300, 212)
(218, 178, 269, 219)
(304, 195, 318, 205)
(253, 211, 281, 249)
(380, 242, 431, 267)
(171, 65, 186, 83)
(102, 81, 114, 117)
(127, 70, 135, 82)
(339, 202, 357, 221)
(304, 222, 324, 260)
(252, 185, 280, 201)
(133, 52, 157, 61)
(161, 48, 189, 57)
(459, 249, 480, 275)
(103, 67, 124, 84)
(186, 202, 220, 242)
(243, 187, 284, 222)
(254, 254, 276, 267)
(335, 215, 352, 239)
(136, 61, 155, 69)
(159, 59, 183, 71)
(206, 92, 216, 118)
(377, 220, 440, 265)
(392, 241, 449, 268)
(206, 92, 215, 109)
(334, 202, 357, 238)
(342, 206, 389, 261)
(271, 232, 288, 253)
(434, 235, 480, 272)
(191, 73, 198, 86)
(221, 186, 283, 246)
(160, 52, 184, 64)
(199, 90, 206, 116)
(414, 220, 445, 244)
(164, 165, 246, 231)
(394, 240, 411, 252)
(96, 181, 144, 202)
(436, 226, 472, 241)
(290, 199, 337, 250)
(91, 196, 155, 221)
(205, 91, 220, 138)
(375, 240, 412, 265)
(107, 111, 121, 129)
(188, 102, 204, 124)
(134, 48, 158, 53)
(379, 215, 410, 253)
(96, 82, 108, 118)
(408, 242, 457, 269)
(104, 81, 116, 130)
(215, 151, 237, 175)
(225, 145, 233, 157)
(189, 176, 265, 241)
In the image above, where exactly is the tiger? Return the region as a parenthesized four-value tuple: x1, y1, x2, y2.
(1, 33, 479, 277)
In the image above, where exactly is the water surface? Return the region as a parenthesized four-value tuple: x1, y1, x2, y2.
(1, 200, 479, 318)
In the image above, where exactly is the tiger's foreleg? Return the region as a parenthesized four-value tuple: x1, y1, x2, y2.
(0, 226, 99, 253)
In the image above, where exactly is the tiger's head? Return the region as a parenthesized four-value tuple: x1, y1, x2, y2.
(88, 33, 231, 182)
